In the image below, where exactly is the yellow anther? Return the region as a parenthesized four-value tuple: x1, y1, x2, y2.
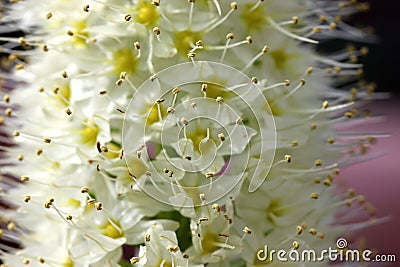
(205, 172, 214, 178)
(316, 232, 325, 239)
(323, 179, 331, 186)
(218, 133, 225, 142)
(81, 187, 89, 193)
(246, 36, 253, 44)
(24, 195, 31, 203)
(296, 226, 303, 235)
(309, 228, 317, 235)
(7, 222, 16, 231)
(226, 33, 234, 40)
(230, 2, 238, 10)
(152, 27, 161, 35)
(243, 226, 252, 234)
(44, 198, 54, 209)
(212, 204, 221, 212)
(37, 256, 45, 264)
(130, 257, 139, 264)
(125, 14, 132, 21)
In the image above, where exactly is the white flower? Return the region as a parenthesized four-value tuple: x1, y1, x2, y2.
(121, 61, 276, 211)
(186, 200, 244, 264)
(132, 223, 192, 267)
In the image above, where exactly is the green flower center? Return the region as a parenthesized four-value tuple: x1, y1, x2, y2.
(55, 85, 71, 106)
(174, 31, 202, 57)
(127, 157, 149, 179)
(100, 219, 124, 239)
(185, 126, 208, 153)
(71, 21, 89, 48)
(265, 199, 283, 223)
(79, 121, 99, 146)
(201, 231, 221, 254)
(133, 1, 159, 28)
(63, 257, 74, 267)
(241, 4, 267, 32)
(146, 103, 166, 125)
(269, 49, 289, 70)
(112, 48, 139, 77)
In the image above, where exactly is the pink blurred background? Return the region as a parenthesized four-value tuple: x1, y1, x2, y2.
(339, 100, 400, 265)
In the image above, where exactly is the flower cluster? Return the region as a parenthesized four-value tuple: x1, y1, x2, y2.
(0, 0, 381, 266)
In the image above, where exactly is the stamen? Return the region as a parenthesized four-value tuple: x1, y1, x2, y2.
(151, 0, 160, 6)
(155, 101, 164, 123)
(189, 40, 203, 53)
(61, 71, 68, 79)
(315, 56, 363, 69)
(44, 198, 54, 209)
(147, 32, 155, 73)
(220, 32, 234, 62)
(271, 155, 292, 168)
(124, 13, 132, 21)
(134, 41, 141, 58)
(169, 87, 180, 108)
(308, 228, 317, 235)
(281, 79, 306, 99)
(83, 4, 90, 12)
(152, 27, 161, 40)
(267, 17, 319, 44)
(206, 35, 252, 52)
(201, 83, 207, 97)
(293, 241, 300, 250)
(296, 226, 303, 235)
(130, 257, 140, 264)
(278, 16, 299, 26)
(263, 80, 291, 91)
(204, 2, 238, 34)
(242, 226, 252, 235)
(211, 0, 222, 15)
(212, 203, 221, 212)
(249, 0, 263, 13)
(187, 51, 196, 65)
(188, 0, 195, 29)
(242, 45, 269, 72)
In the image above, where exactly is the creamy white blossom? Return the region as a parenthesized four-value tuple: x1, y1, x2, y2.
(0, 1, 382, 266)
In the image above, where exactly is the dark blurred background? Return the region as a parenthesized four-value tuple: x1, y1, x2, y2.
(353, 0, 400, 98)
